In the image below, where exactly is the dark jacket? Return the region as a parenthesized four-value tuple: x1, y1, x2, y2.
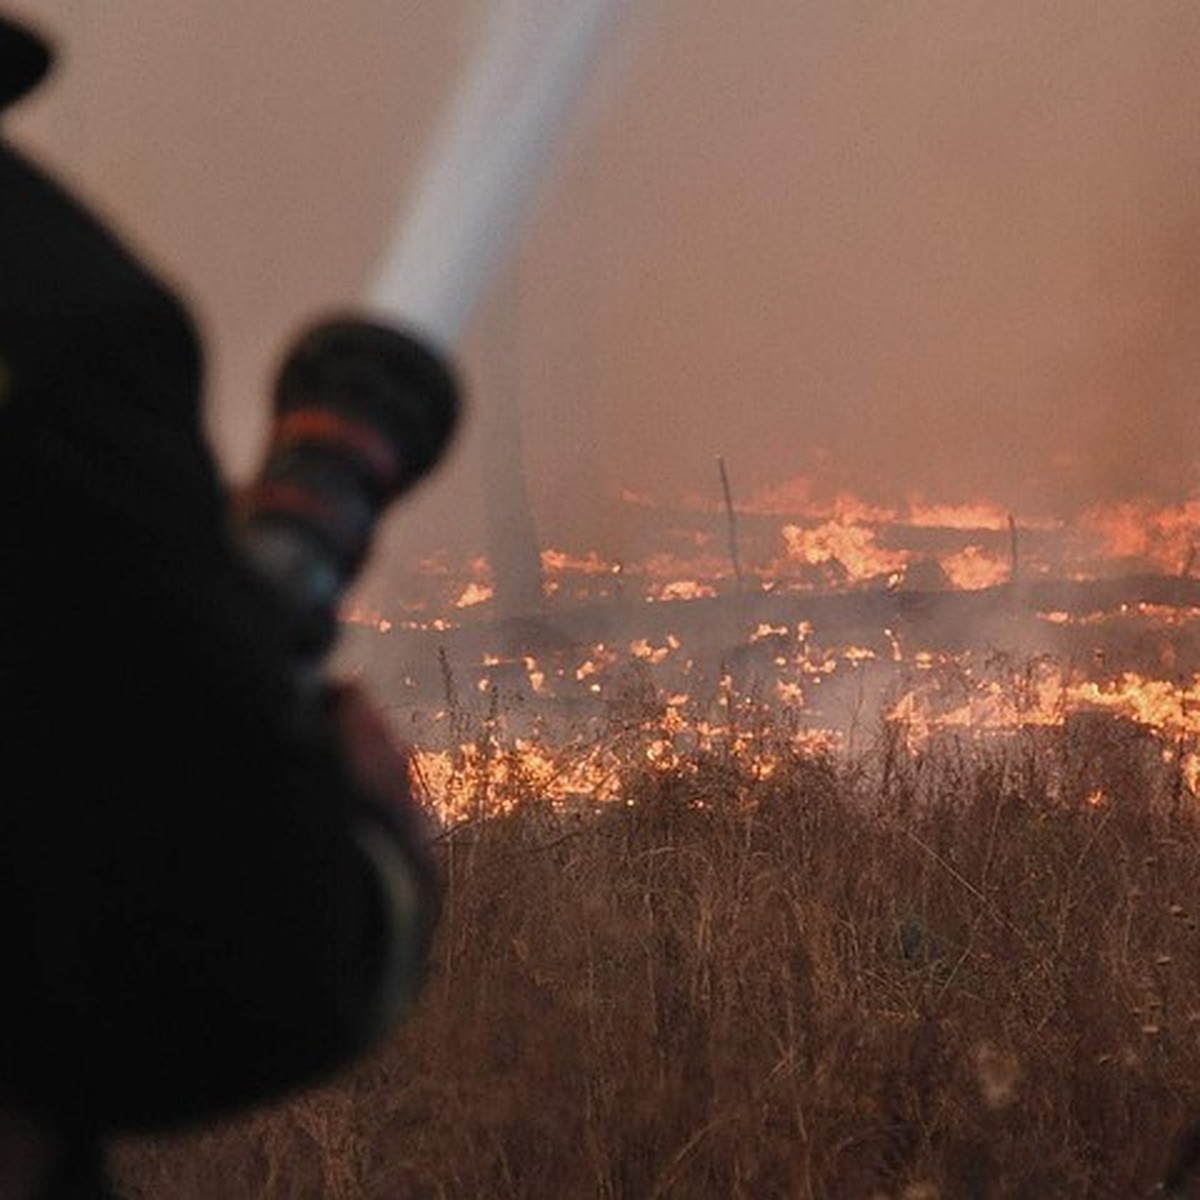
(0, 14, 440, 1191)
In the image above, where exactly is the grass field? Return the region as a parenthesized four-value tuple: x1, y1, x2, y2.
(111, 695, 1200, 1198)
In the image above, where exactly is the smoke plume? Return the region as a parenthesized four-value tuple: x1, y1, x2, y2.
(11, 1, 1200, 599)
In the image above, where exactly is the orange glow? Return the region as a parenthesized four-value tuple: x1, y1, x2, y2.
(340, 605, 393, 633)
(649, 580, 717, 602)
(940, 545, 1011, 590)
(641, 551, 730, 582)
(348, 486, 1200, 624)
(455, 581, 495, 609)
(906, 502, 1011, 531)
(781, 520, 909, 583)
(338, 484, 1200, 819)
(540, 548, 613, 575)
(1079, 499, 1200, 573)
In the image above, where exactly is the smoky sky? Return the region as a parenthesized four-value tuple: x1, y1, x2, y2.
(10, 0, 1200, 588)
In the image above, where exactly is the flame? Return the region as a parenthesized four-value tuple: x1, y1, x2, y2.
(649, 580, 717, 602)
(393, 604, 1200, 824)
(415, 737, 625, 822)
(349, 485, 1200, 628)
(939, 545, 1011, 590)
(781, 520, 909, 583)
(906, 502, 1011, 531)
(541, 548, 613, 575)
(522, 656, 548, 694)
(1079, 499, 1200, 573)
(337, 481, 1200, 820)
(744, 479, 899, 523)
(889, 660, 1200, 762)
(455, 580, 495, 609)
(630, 637, 677, 664)
(340, 605, 393, 634)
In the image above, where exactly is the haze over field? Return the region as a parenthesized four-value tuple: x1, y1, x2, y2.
(10, 0, 1200, 598)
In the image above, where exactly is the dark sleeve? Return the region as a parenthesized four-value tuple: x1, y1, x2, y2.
(0, 141, 435, 1132)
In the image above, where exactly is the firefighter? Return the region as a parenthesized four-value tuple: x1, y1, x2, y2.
(0, 14, 448, 1196)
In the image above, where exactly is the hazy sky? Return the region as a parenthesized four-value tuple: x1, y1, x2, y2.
(8, 1, 1200, 581)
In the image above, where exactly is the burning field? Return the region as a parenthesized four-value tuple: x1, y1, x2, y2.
(340, 484, 1200, 817)
(111, 486, 1200, 1198)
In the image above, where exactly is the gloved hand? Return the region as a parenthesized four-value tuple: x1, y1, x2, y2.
(328, 679, 443, 1013)
(328, 679, 439, 859)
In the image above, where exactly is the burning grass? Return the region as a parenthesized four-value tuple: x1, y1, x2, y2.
(112, 700, 1200, 1199)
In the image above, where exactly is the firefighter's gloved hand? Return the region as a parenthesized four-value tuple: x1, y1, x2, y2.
(332, 682, 423, 827)
(328, 680, 442, 1018)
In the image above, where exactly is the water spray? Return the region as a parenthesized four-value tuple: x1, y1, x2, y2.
(241, 2, 646, 658)
(368, 0, 638, 354)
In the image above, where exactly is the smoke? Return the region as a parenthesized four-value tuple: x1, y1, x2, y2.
(14, 1, 1200, 595)
(530, 2, 1199, 570)
(366, 0, 1200, 608)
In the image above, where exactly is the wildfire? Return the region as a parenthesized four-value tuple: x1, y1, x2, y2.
(906, 501, 1011, 531)
(939, 545, 1011, 590)
(649, 580, 717, 602)
(1079, 498, 1200, 573)
(412, 638, 1200, 824)
(368, 482, 1200, 625)
(540, 548, 613, 575)
(887, 657, 1200, 762)
(393, 614, 1200, 823)
(781, 519, 910, 584)
(455, 580, 495, 609)
(337, 479, 1200, 819)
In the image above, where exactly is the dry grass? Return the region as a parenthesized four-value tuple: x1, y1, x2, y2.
(111, 708, 1200, 1198)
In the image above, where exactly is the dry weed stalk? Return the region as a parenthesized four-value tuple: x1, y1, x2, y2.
(113, 704, 1200, 1198)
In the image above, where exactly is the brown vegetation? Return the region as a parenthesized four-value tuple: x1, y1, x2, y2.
(112, 709, 1200, 1198)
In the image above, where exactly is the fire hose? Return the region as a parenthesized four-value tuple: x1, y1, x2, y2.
(236, 317, 459, 670)
(240, 0, 648, 652)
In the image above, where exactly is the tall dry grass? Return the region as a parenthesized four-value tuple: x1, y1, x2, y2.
(112, 706, 1200, 1198)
